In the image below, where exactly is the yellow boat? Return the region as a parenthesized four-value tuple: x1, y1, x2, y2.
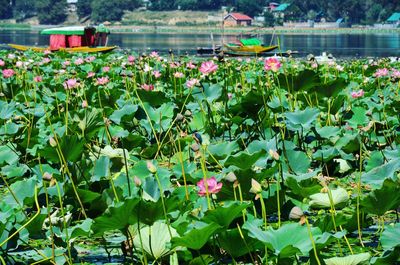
(224, 38, 278, 55)
(224, 44, 278, 54)
(8, 44, 117, 53)
(9, 25, 117, 53)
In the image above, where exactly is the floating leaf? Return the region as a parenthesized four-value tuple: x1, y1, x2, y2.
(324, 253, 370, 265)
(133, 221, 178, 259)
(309, 188, 349, 209)
(380, 223, 400, 250)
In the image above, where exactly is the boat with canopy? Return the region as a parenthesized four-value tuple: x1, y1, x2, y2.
(8, 25, 117, 53)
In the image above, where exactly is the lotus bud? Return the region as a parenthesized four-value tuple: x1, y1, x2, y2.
(184, 110, 192, 117)
(42, 172, 53, 181)
(191, 143, 200, 152)
(289, 206, 304, 220)
(225, 172, 237, 182)
(49, 137, 57, 147)
(249, 178, 262, 194)
(81, 100, 88, 108)
(320, 186, 329, 193)
(134, 176, 142, 186)
(146, 160, 157, 174)
(269, 149, 280, 160)
(176, 113, 184, 121)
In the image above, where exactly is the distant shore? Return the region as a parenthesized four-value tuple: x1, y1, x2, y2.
(1, 22, 400, 35)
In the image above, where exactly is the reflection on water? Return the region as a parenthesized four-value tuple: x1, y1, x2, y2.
(0, 30, 399, 57)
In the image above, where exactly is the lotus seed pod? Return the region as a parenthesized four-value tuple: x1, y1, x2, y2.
(289, 206, 304, 220)
(184, 110, 192, 116)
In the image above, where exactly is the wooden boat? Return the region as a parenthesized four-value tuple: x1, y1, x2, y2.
(8, 25, 117, 53)
(224, 38, 278, 55)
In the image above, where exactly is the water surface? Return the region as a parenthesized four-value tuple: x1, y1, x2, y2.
(1, 30, 399, 57)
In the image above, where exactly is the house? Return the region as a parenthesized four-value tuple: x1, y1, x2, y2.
(386, 12, 400, 26)
(272, 3, 290, 19)
(224, 13, 253, 27)
(268, 2, 280, 11)
(67, 0, 78, 12)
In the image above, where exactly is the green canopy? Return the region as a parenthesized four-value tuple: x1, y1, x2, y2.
(41, 26, 110, 35)
(240, 38, 262, 46)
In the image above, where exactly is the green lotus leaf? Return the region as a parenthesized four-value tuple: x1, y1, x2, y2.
(243, 221, 321, 258)
(171, 223, 221, 250)
(285, 107, 320, 131)
(202, 201, 250, 227)
(360, 179, 400, 216)
(309, 188, 349, 209)
(380, 223, 400, 250)
(324, 253, 371, 265)
(133, 221, 179, 259)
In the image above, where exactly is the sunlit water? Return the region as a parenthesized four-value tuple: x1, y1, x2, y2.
(1, 30, 399, 57)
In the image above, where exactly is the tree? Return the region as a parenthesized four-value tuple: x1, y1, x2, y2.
(264, 11, 275, 27)
(35, 0, 67, 24)
(235, 0, 264, 17)
(148, 0, 176, 11)
(91, 0, 142, 22)
(76, 0, 91, 19)
(0, 0, 12, 19)
(13, 0, 36, 21)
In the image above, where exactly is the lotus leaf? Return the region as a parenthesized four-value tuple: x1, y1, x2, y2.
(309, 187, 349, 209)
(324, 253, 371, 265)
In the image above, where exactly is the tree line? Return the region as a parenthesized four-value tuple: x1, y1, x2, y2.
(0, 0, 399, 25)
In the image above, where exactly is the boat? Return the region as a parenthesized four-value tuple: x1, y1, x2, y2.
(8, 25, 117, 53)
(224, 38, 278, 55)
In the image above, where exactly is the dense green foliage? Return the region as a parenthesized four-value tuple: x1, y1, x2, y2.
(0, 0, 12, 19)
(4, 0, 400, 25)
(0, 49, 400, 264)
(34, 0, 67, 24)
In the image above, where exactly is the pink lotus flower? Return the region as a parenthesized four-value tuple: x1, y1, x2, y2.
(34, 76, 42, 82)
(174, 72, 184, 78)
(374, 68, 389, 77)
(392, 69, 400, 79)
(87, 72, 95, 78)
(43, 50, 51, 55)
(197, 176, 223, 197)
(42, 58, 51, 64)
(186, 78, 199, 88)
(150, 51, 159, 58)
(128, 55, 135, 63)
(8, 54, 15, 59)
(82, 100, 88, 108)
(2, 69, 15, 78)
(0, 59, 4, 66)
(152, 70, 161, 78)
(102, 66, 110, 72)
(74, 58, 84, 65)
(186, 61, 196, 69)
(63, 78, 79, 89)
(85, 56, 96, 63)
(351, 89, 364, 99)
(96, 77, 109, 86)
(170, 62, 180, 68)
(264, 57, 281, 72)
(141, 84, 154, 91)
(199, 61, 218, 74)
(15, 61, 23, 68)
(62, 60, 70, 67)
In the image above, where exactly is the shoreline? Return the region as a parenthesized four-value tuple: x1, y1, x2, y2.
(1, 23, 400, 35)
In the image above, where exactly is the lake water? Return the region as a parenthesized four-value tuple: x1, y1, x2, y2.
(1, 30, 400, 57)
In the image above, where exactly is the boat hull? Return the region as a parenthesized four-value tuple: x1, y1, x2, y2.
(224, 44, 278, 54)
(8, 44, 118, 53)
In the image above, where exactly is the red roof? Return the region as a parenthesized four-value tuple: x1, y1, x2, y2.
(225, 13, 253, 21)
